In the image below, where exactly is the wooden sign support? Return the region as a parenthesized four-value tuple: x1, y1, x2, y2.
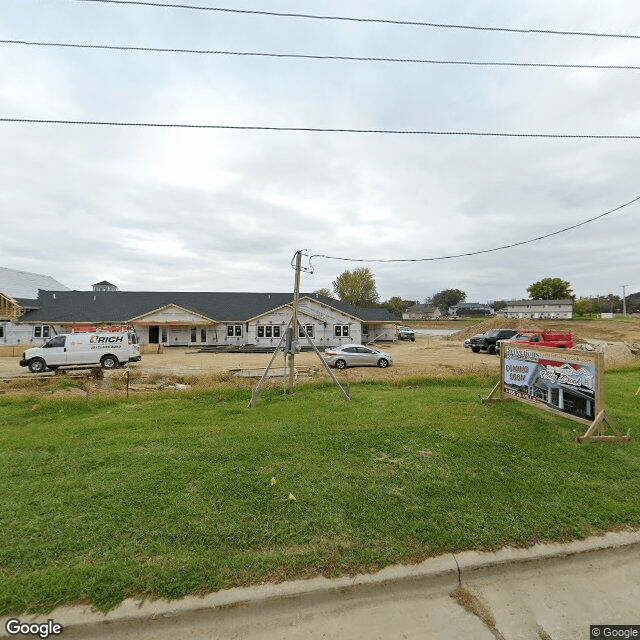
(577, 410, 630, 443)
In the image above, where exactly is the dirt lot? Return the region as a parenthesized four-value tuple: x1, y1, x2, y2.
(1, 319, 638, 389)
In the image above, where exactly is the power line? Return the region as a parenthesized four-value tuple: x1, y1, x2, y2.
(4, 38, 640, 71)
(73, 1, 640, 41)
(308, 194, 640, 267)
(3, 117, 640, 139)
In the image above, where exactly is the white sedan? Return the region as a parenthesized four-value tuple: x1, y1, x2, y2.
(323, 344, 393, 369)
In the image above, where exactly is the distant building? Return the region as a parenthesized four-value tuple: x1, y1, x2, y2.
(92, 281, 119, 292)
(0, 267, 70, 345)
(503, 299, 573, 320)
(449, 302, 493, 317)
(403, 304, 442, 320)
(12, 290, 398, 347)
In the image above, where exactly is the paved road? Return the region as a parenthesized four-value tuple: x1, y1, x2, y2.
(3, 531, 638, 640)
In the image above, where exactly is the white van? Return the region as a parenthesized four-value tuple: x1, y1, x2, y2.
(19, 331, 141, 373)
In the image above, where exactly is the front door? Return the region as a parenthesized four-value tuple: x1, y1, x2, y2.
(149, 326, 160, 344)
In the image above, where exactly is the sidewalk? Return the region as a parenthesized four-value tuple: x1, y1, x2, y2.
(2, 530, 639, 640)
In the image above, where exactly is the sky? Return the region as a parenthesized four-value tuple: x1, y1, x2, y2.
(1, 0, 638, 304)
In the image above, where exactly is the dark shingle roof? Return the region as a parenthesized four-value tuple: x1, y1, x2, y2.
(19, 291, 396, 324)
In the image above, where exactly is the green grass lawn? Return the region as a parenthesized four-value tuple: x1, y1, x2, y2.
(1, 370, 639, 614)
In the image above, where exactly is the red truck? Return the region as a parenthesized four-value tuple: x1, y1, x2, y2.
(504, 330, 574, 349)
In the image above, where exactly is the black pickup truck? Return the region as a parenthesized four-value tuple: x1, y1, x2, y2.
(463, 329, 517, 355)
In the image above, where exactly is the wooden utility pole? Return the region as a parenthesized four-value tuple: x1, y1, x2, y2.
(248, 250, 350, 407)
(287, 250, 302, 393)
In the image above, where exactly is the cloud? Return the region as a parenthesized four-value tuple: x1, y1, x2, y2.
(1, 0, 638, 301)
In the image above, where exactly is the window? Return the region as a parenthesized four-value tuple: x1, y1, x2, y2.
(334, 325, 349, 337)
(34, 325, 50, 339)
(44, 336, 66, 348)
(0, 326, 4, 339)
(201, 329, 207, 343)
(161, 328, 167, 343)
(298, 324, 314, 338)
(227, 324, 242, 337)
(257, 325, 281, 338)
(190, 328, 197, 342)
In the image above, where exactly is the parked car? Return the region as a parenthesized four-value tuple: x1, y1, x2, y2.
(397, 326, 416, 341)
(323, 344, 393, 369)
(464, 329, 518, 355)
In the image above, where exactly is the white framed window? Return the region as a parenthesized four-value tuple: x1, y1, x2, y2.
(200, 329, 207, 342)
(334, 325, 349, 337)
(257, 325, 281, 338)
(34, 325, 50, 339)
(227, 324, 242, 337)
(161, 328, 168, 343)
(190, 327, 197, 342)
(0, 325, 4, 339)
(298, 324, 314, 338)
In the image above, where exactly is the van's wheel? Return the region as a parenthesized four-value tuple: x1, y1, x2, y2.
(100, 355, 120, 370)
(28, 358, 47, 373)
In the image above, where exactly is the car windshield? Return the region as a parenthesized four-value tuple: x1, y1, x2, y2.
(485, 331, 500, 338)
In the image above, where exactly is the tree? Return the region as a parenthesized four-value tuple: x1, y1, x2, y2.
(313, 288, 333, 299)
(431, 289, 466, 312)
(572, 298, 591, 317)
(382, 296, 415, 319)
(493, 300, 508, 312)
(527, 277, 573, 300)
(332, 267, 379, 307)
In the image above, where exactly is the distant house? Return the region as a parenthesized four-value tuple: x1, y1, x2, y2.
(503, 299, 573, 320)
(403, 304, 442, 320)
(449, 302, 493, 317)
(15, 290, 397, 347)
(92, 280, 119, 292)
(0, 267, 70, 346)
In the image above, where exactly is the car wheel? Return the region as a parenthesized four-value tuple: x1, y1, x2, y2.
(471, 346, 480, 353)
(487, 345, 497, 355)
(334, 359, 347, 370)
(28, 358, 47, 373)
(377, 358, 389, 368)
(101, 355, 120, 370)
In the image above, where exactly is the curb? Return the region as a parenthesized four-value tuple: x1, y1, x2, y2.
(2, 530, 639, 638)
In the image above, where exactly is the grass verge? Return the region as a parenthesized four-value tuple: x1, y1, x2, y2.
(1, 370, 639, 614)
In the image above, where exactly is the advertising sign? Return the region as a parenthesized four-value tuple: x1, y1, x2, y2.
(500, 343, 601, 425)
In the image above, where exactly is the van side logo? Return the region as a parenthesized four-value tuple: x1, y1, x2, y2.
(89, 336, 125, 344)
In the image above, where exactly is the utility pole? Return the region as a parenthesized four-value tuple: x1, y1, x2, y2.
(249, 250, 350, 407)
(287, 250, 302, 393)
(621, 284, 629, 316)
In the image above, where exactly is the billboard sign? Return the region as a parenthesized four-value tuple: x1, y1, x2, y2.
(499, 343, 602, 426)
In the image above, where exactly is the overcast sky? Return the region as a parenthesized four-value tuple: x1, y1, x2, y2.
(1, 0, 638, 303)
